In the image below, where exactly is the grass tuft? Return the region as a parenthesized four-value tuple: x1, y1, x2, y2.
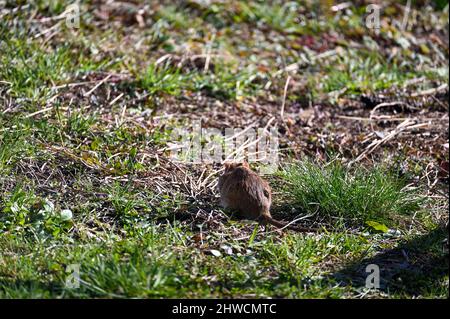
(280, 159, 424, 226)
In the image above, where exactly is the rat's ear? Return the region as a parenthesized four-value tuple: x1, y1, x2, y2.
(242, 161, 250, 168)
(223, 162, 232, 171)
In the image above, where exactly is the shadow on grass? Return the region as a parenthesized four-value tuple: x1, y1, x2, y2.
(0, 277, 64, 297)
(327, 225, 449, 296)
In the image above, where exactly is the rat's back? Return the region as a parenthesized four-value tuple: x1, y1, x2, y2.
(218, 164, 271, 220)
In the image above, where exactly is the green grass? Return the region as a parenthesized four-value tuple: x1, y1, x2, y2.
(322, 52, 418, 94)
(3, 212, 444, 298)
(0, 122, 36, 174)
(280, 160, 424, 227)
(137, 61, 263, 100)
(0, 1, 447, 299)
(0, 36, 105, 104)
(0, 220, 375, 298)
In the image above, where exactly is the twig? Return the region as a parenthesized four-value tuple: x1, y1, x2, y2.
(225, 117, 275, 161)
(24, 107, 53, 118)
(280, 75, 291, 121)
(84, 74, 112, 97)
(274, 48, 340, 77)
(204, 33, 216, 73)
(350, 119, 430, 165)
(337, 115, 445, 122)
(34, 20, 62, 39)
(109, 93, 124, 106)
(411, 83, 448, 97)
(369, 101, 412, 131)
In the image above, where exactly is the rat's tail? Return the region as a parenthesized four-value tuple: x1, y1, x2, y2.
(260, 214, 317, 233)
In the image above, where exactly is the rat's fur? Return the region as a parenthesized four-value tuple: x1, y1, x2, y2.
(218, 162, 315, 232)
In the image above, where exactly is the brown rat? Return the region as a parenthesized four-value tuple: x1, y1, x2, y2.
(218, 162, 316, 232)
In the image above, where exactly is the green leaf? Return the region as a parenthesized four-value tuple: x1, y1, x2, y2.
(247, 224, 259, 246)
(129, 147, 137, 158)
(366, 221, 389, 233)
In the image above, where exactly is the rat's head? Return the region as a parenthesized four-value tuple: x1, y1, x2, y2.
(223, 161, 250, 173)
